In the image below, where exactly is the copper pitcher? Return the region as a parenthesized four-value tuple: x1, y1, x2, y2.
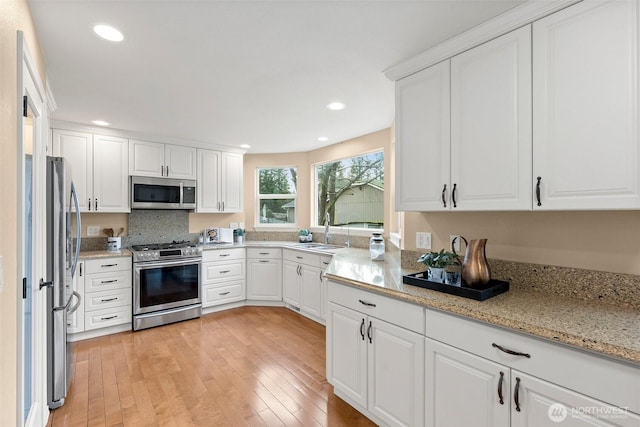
(452, 236, 491, 288)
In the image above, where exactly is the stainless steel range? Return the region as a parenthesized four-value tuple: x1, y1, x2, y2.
(131, 241, 202, 331)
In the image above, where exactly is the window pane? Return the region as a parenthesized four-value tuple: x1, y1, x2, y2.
(316, 152, 384, 228)
(258, 198, 296, 224)
(258, 168, 297, 195)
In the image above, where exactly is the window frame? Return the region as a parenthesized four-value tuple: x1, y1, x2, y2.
(255, 166, 298, 230)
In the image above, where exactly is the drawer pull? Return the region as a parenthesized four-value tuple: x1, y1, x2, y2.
(101, 264, 117, 267)
(219, 270, 230, 274)
(219, 254, 231, 257)
(441, 184, 447, 208)
(492, 343, 531, 358)
(100, 297, 118, 302)
(360, 318, 365, 341)
(100, 280, 117, 284)
(296, 256, 303, 259)
(101, 315, 117, 321)
(259, 252, 270, 255)
(367, 321, 373, 343)
(536, 176, 542, 207)
(498, 371, 504, 405)
(358, 299, 377, 308)
(259, 260, 269, 263)
(322, 261, 329, 265)
(219, 291, 230, 296)
(514, 377, 521, 412)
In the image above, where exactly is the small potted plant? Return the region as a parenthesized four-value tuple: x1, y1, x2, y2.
(236, 228, 245, 244)
(298, 229, 313, 243)
(417, 249, 460, 284)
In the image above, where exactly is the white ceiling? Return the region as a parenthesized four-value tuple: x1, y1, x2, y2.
(29, 0, 525, 154)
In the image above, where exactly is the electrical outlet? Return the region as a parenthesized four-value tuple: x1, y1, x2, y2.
(230, 222, 238, 229)
(416, 232, 432, 249)
(87, 226, 100, 237)
(450, 235, 461, 251)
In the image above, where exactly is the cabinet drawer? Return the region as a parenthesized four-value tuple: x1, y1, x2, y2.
(85, 270, 131, 292)
(425, 309, 640, 414)
(203, 247, 245, 262)
(84, 305, 131, 331)
(203, 282, 244, 307)
(247, 247, 282, 259)
(283, 249, 320, 267)
(84, 257, 131, 274)
(320, 255, 332, 269)
(328, 280, 425, 334)
(85, 288, 131, 312)
(202, 260, 245, 283)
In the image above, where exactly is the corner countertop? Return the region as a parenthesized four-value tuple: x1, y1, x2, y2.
(324, 248, 640, 366)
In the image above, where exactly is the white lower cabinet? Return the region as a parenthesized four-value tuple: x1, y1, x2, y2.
(246, 248, 282, 301)
(201, 248, 246, 307)
(82, 257, 132, 332)
(327, 281, 425, 427)
(282, 249, 323, 321)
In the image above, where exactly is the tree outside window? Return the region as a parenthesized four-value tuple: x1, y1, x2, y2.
(315, 151, 384, 229)
(257, 167, 297, 225)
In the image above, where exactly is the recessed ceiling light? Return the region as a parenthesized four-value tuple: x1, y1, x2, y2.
(318, 137, 329, 142)
(240, 144, 251, 149)
(93, 24, 124, 42)
(92, 120, 110, 126)
(327, 102, 346, 111)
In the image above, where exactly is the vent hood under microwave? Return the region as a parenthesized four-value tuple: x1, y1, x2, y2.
(131, 176, 196, 210)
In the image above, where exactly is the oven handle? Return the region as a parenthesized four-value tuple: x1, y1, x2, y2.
(134, 257, 202, 270)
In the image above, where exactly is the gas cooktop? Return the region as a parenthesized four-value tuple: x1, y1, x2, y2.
(130, 240, 196, 252)
(131, 240, 202, 262)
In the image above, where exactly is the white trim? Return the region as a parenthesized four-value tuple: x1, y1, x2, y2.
(389, 232, 402, 249)
(383, 0, 581, 81)
(309, 226, 385, 238)
(253, 226, 299, 232)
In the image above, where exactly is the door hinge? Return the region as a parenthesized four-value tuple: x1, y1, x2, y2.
(22, 277, 27, 299)
(22, 96, 28, 118)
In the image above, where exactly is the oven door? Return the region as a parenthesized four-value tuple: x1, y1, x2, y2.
(133, 258, 201, 315)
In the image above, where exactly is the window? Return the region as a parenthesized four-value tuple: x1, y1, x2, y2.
(257, 167, 297, 226)
(315, 151, 384, 229)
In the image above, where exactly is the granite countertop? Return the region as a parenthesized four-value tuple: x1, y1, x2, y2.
(324, 248, 640, 366)
(79, 249, 132, 259)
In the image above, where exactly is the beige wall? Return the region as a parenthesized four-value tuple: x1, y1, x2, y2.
(243, 129, 392, 232)
(0, 0, 47, 424)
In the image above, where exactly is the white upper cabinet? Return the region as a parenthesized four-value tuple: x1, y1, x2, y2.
(53, 129, 129, 213)
(533, 0, 640, 210)
(450, 25, 532, 210)
(196, 149, 243, 213)
(395, 60, 451, 211)
(129, 139, 196, 180)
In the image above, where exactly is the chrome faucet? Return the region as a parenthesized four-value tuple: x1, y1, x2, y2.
(324, 212, 330, 244)
(345, 223, 351, 247)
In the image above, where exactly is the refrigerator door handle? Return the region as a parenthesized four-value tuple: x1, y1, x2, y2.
(68, 291, 81, 315)
(70, 182, 81, 278)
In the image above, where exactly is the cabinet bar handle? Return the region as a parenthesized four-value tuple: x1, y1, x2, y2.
(88, 198, 92, 211)
(492, 343, 531, 358)
(536, 176, 542, 207)
(322, 261, 329, 265)
(100, 297, 118, 302)
(101, 264, 117, 267)
(219, 254, 230, 257)
(101, 315, 117, 321)
(219, 291, 230, 295)
(166, 165, 169, 176)
(514, 377, 521, 412)
(259, 260, 269, 263)
(95, 198, 98, 211)
(441, 184, 447, 208)
(296, 256, 303, 259)
(452, 183, 458, 208)
(219, 270, 230, 274)
(79, 262, 83, 276)
(360, 318, 365, 341)
(358, 299, 376, 308)
(100, 280, 117, 284)
(367, 321, 373, 343)
(498, 371, 504, 405)
(259, 252, 270, 255)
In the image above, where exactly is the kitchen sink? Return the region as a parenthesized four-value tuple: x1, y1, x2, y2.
(293, 243, 344, 252)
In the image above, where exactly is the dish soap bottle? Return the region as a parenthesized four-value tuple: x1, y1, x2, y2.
(369, 232, 385, 261)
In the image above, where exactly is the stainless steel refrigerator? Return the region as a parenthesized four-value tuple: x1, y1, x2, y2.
(45, 156, 81, 409)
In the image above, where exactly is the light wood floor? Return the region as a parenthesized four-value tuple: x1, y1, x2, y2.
(47, 306, 376, 427)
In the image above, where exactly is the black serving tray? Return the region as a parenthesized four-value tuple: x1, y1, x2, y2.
(402, 271, 509, 301)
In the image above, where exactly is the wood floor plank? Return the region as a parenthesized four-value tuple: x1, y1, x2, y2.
(49, 306, 376, 427)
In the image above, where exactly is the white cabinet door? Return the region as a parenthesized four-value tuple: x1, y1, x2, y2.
(299, 264, 322, 319)
(282, 260, 300, 306)
(368, 319, 424, 427)
(533, 0, 640, 210)
(511, 371, 640, 427)
(395, 60, 451, 211)
(451, 25, 532, 211)
(92, 134, 129, 212)
(165, 144, 196, 180)
(221, 152, 243, 212)
(196, 149, 221, 212)
(425, 338, 509, 427)
(129, 139, 164, 177)
(326, 302, 368, 409)
(320, 256, 331, 320)
(53, 129, 92, 212)
(246, 259, 282, 301)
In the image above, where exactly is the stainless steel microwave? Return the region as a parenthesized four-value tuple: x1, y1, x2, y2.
(131, 176, 196, 210)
